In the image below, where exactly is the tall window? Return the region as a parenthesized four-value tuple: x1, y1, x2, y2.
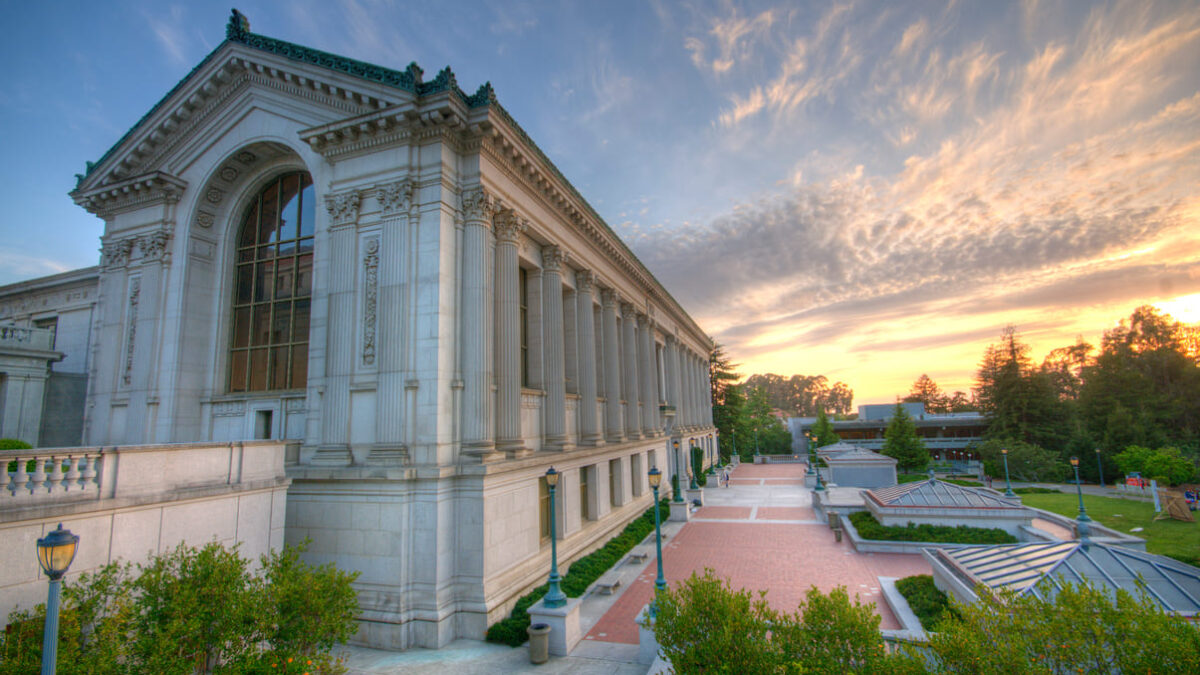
(229, 171, 315, 393)
(519, 267, 529, 387)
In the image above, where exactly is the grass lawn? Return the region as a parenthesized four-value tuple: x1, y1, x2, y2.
(1021, 493, 1200, 567)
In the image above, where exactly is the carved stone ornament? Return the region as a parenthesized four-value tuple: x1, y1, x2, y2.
(138, 231, 172, 262)
(195, 211, 215, 229)
(541, 245, 567, 272)
(576, 269, 595, 292)
(361, 237, 380, 366)
(236, 151, 257, 165)
(205, 187, 225, 205)
(219, 166, 240, 182)
(378, 180, 413, 215)
(619, 300, 636, 317)
(212, 401, 246, 417)
(101, 238, 135, 271)
(123, 277, 141, 387)
(460, 188, 496, 224)
(493, 211, 526, 243)
(601, 288, 619, 308)
(325, 190, 362, 227)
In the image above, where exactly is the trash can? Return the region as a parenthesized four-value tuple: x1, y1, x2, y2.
(527, 622, 551, 664)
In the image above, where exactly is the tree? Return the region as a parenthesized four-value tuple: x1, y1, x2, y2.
(741, 373, 854, 417)
(810, 409, 840, 447)
(881, 404, 929, 471)
(1116, 445, 1196, 485)
(744, 387, 792, 455)
(975, 326, 1071, 451)
(976, 438, 1068, 483)
(903, 374, 948, 413)
(710, 342, 745, 462)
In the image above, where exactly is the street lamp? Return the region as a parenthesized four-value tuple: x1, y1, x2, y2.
(813, 437, 826, 493)
(1000, 447, 1015, 498)
(671, 439, 684, 503)
(754, 425, 760, 456)
(647, 467, 667, 618)
(1095, 448, 1104, 488)
(542, 468, 566, 609)
(805, 431, 816, 477)
(37, 523, 79, 675)
(1069, 457, 1092, 540)
(708, 435, 717, 475)
(688, 463, 698, 490)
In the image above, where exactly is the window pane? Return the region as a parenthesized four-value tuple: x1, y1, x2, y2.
(271, 304, 291, 344)
(295, 254, 313, 296)
(258, 180, 280, 244)
(257, 244, 275, 261)
(235, 264, 254, 305)
(238, 199, 259, 248)
(248, 348, 268, 391)
(275, 257, 295, 299)
(299, 179, 315, 238)
(232, 308, 251, 348)
(251, 304, 272, 346)
(270, 346, 290, 390)
(292, 299, 311, 342)
(237, 248, 255, 263)
(229, 351, 248, 393)
(278, 173, 301, 242)
(298, 236, 314, 254)
(254, 261, 274, 302)
(289, 344, 308, 389)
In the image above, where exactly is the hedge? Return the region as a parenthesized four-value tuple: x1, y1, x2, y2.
(1013, 486, 1061, 494)
(485, 497, 670, 646)
(848, 511, 1017, 545)
(894, 574, 958, 631)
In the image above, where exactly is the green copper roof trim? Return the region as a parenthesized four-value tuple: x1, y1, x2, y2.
(73, 9, 709, 344)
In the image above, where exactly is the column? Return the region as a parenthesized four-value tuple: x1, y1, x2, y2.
(371, 180, 412, 464)
(494, 211, 528, 456)
(315, 192, 359, 465)
(541, 245, 569, 450)
(664, 336, 679, 417)
(601, 289, 624, 443)
(575, 270, 602, 445)
(703, 358, 714, 426)
(637, 314, 657, 437)
(621, 302, 641, 439)
(681, 350, 694, 430)
(459, 188, 497, 459)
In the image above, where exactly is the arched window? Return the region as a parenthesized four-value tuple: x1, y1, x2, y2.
(229, 171, 314, 392)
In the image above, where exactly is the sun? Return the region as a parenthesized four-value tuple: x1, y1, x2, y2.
(1154, 293, 1200, 324)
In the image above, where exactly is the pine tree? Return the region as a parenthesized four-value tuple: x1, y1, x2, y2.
(882, 403, 929, 471)
(810, 409, 840, 447)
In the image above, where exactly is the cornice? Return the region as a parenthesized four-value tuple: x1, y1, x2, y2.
(72, 171, 188, 219)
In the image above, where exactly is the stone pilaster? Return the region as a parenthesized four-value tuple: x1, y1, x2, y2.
(637, 314, 658, 436)
(541, 246, 569, 451)
(459, 188, 499, 460)
(601, 289, 624, 443)
(664, 335, 679, 419)
(314, 189, 361, 465)
(620, 302, 642, 439)
(494, 211, 529, 457)
(369, 180, 413, 465)
(575, 270, 602, 446)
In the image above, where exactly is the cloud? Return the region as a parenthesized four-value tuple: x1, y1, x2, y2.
(144, 5, 189, 66)
(0, 250, 75, 285)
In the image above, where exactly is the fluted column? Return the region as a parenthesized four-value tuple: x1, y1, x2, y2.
(681, 350, 693, 430)
(703, 356, 714, 426)
(689, 353, 700, 428)
(664, 336, 679, 417)
(637, 314, 657, 436)
(621, 302, 641, 439)
(370, 180, 413, 465)
(314, 190, 361, 465)
(459, 189, 498, 459)
(541, 246, 569, 450)
(601, 289, 624, 443)
(575, 270, 602, 445)
(495, 212, 528, 457)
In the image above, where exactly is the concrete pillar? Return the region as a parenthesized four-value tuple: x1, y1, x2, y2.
(575, 270, 601, 446)
(494, 211, 528, 457)
(637, 314, 657, 437)
(541, 246, 569, 450)
(459, 188, 498, 460)
(314, 202, 356, 465)
(621, 302, 641, 439)
(370, 180, 413, 464)
(601, 289, 624, 443)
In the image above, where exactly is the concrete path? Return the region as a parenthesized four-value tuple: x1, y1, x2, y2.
(338, 463, 933, 673)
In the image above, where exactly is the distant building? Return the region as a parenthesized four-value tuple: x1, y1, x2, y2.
(789, 403, 987, 471)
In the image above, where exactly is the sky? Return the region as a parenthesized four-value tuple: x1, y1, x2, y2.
(2, 0, 1199, 406)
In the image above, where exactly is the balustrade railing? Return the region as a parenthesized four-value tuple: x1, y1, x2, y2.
(1, 450, 102, 499)
(0, 325, 56, 350)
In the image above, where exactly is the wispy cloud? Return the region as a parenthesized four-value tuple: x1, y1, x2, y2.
(144, 5, 189, 66)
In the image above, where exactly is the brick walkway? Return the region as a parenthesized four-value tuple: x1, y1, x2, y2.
(583, 463, 931, 645)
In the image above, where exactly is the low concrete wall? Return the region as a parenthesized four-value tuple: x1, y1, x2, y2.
(1, 441, 289, 621)
(841, 512, 982, 555)
(1022, 505, 1145, 551)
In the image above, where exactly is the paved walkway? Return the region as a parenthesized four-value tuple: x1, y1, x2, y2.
(340, 462, 933, 673)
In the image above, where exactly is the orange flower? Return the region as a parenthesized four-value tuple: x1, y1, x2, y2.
(288, 657, 294, 663)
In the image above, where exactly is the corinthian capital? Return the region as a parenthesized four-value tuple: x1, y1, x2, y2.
(601, 288, 619, 308)
(325, 189, 362, 227)
(494, 211, 526, 243)
(461, 187, 497, 224)
(542, 245, 568, 272)
(575, 269, 595, 293)
(378, 180, 413, 214)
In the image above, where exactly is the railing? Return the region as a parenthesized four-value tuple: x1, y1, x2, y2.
(2, 450, 103, 498)
(0, 325, 56, 351)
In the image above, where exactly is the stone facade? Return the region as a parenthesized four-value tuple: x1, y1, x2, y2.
(0, 11, 718, 650)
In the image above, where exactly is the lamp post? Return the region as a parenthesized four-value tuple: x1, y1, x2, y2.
(37, 523, 79, 675)
(1069, 456, 1092, 540)
(805, 431, 816, 477)
(647, 467, 667, 618)
(709, 435, 717, 475)
(754, 425, 760, 457)
(813, 433, 826, 493)
(1095, 448, 1104, 488)
(1001, 447, 1015, 498)
(542, 468, 566, 609)
(671, 439, 684, 503)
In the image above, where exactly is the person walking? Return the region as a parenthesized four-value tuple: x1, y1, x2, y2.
(723, 467, 731, 487)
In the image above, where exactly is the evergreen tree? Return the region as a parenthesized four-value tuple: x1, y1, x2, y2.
(810, 409, 840, 447)
(882, 403, 929, 471)
(974, 326, 1071, 451)
(903, 374, 948, 413)
(709, 342, 744, 461)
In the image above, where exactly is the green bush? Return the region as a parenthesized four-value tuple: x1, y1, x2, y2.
(0, 540, 358, 674)
(485, 498, 669, 646)
(0, 439, 32, 450)
(1013, 486, 1061, 494)
(848, 511, 1016, 545)
(894, 575, 957, 631)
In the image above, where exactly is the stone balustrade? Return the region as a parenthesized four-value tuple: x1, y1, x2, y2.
(0, 325, 56, 351)
(2, 450, 102, 499)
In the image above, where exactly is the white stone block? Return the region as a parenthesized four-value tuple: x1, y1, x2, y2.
(527, 596, 583, 657)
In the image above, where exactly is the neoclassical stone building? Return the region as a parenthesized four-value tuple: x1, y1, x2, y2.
(4, 11, 717, 648)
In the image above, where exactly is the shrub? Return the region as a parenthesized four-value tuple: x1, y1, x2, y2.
(848, 511, 1017, 545)
(0, 439, 32, 450)
(894, 575, 957, 631)
(1013, 486, 1061, 494)
(0, 541, 358, 674)
(486, 498, 669, 646)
